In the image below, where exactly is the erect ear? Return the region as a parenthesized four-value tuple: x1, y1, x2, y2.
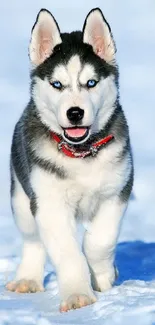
(83, 8, 116, 65)
(29, 9, 62, 66)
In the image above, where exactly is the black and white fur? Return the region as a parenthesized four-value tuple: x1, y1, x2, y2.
(7, 8, 133, 312)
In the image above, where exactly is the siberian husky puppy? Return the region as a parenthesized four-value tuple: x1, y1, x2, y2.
(7, 8, 133, 312)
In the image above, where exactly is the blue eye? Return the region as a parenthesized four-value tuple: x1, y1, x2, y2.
(87, 79, 97, 88)
(51, 81, 62, 89)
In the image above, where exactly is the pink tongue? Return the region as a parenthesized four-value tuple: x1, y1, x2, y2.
(65, 128, 87, 138)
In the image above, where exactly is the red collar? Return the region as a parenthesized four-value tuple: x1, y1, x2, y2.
(50, 132, 114, 158)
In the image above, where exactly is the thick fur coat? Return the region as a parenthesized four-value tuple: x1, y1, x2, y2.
(7, 8, 133, 312)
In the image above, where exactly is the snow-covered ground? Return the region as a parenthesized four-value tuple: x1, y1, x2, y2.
(0, 0, 155, 324)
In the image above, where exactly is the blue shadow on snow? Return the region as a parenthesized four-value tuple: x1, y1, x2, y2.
(115, 241, 155, 285)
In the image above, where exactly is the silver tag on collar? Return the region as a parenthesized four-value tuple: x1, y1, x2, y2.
(90, 146, 98, 157)
(57, 141, 66, 150)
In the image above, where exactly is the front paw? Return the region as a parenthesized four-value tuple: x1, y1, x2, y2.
(60, 293, 96, 312)
(92, 267, 118, 292)
(6, 279, 44, 293)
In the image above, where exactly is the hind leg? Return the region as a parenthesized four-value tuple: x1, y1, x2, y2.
(83, 197, 126, 292)
(6, 172, 46, 293)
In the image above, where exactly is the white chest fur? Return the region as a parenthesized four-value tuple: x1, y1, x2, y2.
(31, 137, 130, 221)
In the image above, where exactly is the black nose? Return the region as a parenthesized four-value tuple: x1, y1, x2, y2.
(67, 107, 84, 124)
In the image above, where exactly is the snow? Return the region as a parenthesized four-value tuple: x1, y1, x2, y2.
(0, 0, 155, 324)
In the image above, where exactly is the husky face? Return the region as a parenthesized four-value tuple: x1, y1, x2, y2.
(30, 9, 118, 144)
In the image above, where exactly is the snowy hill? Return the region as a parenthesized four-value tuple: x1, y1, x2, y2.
(0, 0, 155, 324)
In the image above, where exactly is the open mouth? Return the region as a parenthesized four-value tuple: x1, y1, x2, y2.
(63, 127, 90, 143)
